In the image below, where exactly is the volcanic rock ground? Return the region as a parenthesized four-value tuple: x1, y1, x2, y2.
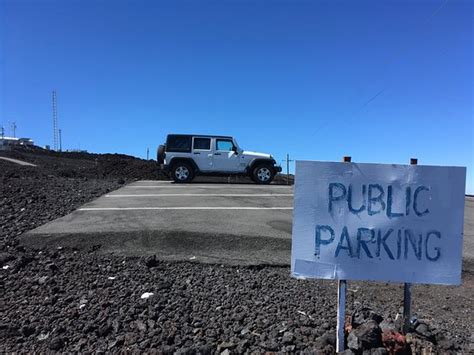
(0, 147, 473, 353)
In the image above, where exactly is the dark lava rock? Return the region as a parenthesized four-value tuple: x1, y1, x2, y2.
(21, 325, 36, 337)
(348, 321, 383, 351)
(144, 255, 160, 268)
(47, 262, 59, 272)
(97, 324, 113, 337)
(379, 318, 398, 333)
(156, 280, 172, 290)
(37, 276, 48, 285)
(108, 336, 125, 349)
(314, 331, 336, 349)
(135, 320, 147, 332)
(282, 331, 295, 344)
(351, 308, 384, 327)
(0, 252, 14, 265)
(261, 340, 279, 351)
(14, 255, 34, 270)
(49, 337, 64, 351)
(436, 336, 459, 351)
(217, 341, 235, 351)
(415, 322, 433, 340)
(83, 323, 97, 334)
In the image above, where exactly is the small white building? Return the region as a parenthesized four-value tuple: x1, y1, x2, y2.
(0, 136, 34, 146)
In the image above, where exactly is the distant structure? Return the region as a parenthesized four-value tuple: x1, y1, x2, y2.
(0, 136, 34, 149)
(11, 122, 17, 138)
(52, 91, 59, 151)
(0, 123, 34, 150)
(66, 149, 88, 153)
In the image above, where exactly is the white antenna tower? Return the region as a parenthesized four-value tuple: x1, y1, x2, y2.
(52, 91, 59, 151)
(11, 122, 17, 138)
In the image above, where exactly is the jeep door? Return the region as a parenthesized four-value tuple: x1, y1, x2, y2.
(212, 138, 240, 172)
(192, 137, 213, 171)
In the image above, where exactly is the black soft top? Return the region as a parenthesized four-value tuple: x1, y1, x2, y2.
(167, 134, 233, 140)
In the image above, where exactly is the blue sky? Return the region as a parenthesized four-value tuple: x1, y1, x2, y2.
(1, 0, 473, 192)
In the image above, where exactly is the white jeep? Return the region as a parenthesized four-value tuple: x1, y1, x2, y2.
(157, 134, 282, 184)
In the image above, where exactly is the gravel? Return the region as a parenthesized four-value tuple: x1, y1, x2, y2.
(0, 162, 121, 246)
(1, 147, 473, 353)
(2, 248, 472, 353)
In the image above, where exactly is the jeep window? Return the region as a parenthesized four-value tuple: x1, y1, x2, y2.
(166, 135, 192, 152)
(193, 137, 211, 150)
(216, 139, 234, 151)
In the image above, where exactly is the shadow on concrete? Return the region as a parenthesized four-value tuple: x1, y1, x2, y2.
(20, 230, 291, 266)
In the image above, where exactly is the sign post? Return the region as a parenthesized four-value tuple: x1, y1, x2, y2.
(291, 159, 466, 351)
(336, 156, 352, 352)
(336, 278, 347, 352)
(403, 158, 418, 333)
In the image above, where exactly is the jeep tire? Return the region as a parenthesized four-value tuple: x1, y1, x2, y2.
(171, 162, 194, 183)
(157, 145, 165, 164)
(252, 164, 275, 184)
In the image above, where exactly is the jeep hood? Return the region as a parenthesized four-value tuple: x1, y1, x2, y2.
(242, 151, 272, 159)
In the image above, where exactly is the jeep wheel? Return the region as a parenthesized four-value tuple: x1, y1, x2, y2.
(172, 163, 194, 183)
(252, 164, 275, 184)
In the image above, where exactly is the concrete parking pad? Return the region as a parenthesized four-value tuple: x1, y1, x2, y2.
(20, 181, 474, 268)
(21, 181, 294, 265)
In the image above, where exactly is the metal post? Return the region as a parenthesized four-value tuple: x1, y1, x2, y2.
(282, 154, 294, 185)
(59, 129, 62, 152)
(337, 280, 347, 352)
(403, 157, 418, 333)
(336, 155, 352, 352)
(286, 154, 290, 185)
(403, 283, 411, 332)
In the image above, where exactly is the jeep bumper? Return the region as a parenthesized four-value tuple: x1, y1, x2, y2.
(274, 166, 282, 173)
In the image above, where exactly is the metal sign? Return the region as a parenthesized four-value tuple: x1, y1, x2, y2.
(291, 161, 466, 285)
